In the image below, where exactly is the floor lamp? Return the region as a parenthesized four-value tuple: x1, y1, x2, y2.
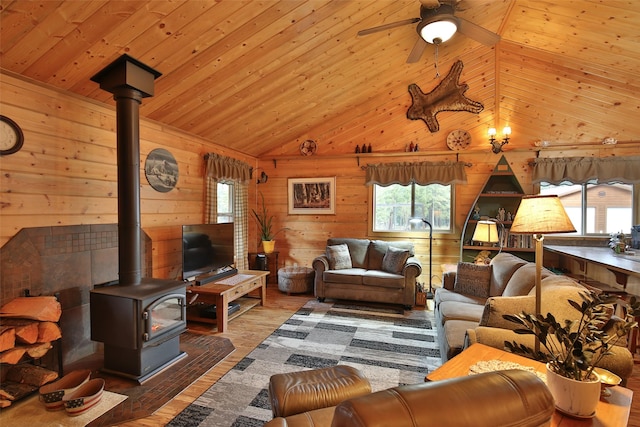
(410, 218, 433, 299)
(509, 195, 576, 353)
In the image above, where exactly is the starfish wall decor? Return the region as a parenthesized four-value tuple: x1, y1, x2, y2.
(407, 60, 484, 133)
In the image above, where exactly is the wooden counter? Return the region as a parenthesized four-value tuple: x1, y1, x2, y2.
(545, 245, 640, 290)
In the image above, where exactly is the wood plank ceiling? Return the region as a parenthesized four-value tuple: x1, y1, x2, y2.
(1, 0, 638, 158)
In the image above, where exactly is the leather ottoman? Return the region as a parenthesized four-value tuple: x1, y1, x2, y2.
(268, 365, 371, 418)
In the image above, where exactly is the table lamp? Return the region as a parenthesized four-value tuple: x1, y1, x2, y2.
(472, 220, 501, 251)
(510, 195, 576, 352)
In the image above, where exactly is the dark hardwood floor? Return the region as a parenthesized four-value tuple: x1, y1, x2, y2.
(117, 287, 638, 426)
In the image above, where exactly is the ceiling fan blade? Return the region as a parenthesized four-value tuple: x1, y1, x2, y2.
(457, 17, 500, 46)
(406, 37, 428, 63)
(357, 17, 421, 36)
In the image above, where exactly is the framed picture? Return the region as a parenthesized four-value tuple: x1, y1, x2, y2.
(288, 177, 336, 215)
(144, 148, 178, 192)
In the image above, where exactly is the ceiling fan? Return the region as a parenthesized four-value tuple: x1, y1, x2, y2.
(357, 0, 500, 63)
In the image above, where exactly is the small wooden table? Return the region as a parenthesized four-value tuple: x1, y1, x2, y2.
(427, 343, 632, 427)
(186, 270, 268, 332)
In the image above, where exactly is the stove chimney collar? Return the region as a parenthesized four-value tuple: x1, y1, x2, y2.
(90, 54, 162, 97)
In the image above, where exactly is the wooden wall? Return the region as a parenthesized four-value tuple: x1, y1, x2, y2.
(0, 71, 256, 281)
(1, 71, 638, 290)
(255, 145, 639, 287)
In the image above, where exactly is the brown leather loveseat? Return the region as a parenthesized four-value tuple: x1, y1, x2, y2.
(264, 369, 554, 427)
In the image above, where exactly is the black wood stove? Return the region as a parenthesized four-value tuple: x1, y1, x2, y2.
(89, 55, 186, 383)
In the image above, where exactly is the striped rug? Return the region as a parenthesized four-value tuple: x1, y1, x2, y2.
(168, 299, 441, 427)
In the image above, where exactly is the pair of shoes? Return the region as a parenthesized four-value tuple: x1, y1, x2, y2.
(63, 378, 105, 416)
(39, 369, 92, 411)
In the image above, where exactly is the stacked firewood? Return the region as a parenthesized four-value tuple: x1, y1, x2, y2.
(0, 296, 62, 407)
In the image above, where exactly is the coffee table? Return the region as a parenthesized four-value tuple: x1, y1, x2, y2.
(427, 343, 632, 427)
(186, 270, 268, 332)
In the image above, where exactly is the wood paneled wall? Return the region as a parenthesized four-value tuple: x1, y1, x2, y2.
(252, 152, 533, 282)
(0, 71, 256, 281)
(1, 71, 637, 288)
(254, 145, 639, 285)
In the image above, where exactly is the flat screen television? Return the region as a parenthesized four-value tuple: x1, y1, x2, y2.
(182, 223, 235, 281)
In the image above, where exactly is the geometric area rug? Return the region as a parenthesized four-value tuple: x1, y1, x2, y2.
(168, 299, 441, 427)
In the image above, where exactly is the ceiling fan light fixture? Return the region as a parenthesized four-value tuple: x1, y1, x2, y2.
(419, 18, 458, 44)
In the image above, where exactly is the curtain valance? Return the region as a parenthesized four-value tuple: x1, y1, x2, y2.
(205, 153, 252, 182)
(365, 160, 468, 186)
(532, 156, 640, 184)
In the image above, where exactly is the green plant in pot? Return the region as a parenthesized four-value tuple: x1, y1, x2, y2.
(252, 193, 288, 254)
(503, 291, 638, 418)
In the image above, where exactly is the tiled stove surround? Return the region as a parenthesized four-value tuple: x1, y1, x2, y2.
(0, 224, 152, 368)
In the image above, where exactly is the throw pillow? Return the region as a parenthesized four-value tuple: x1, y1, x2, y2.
(454, 262, 492, 298)
(382, 247, 410, 274)
(326, 244, 352, 270)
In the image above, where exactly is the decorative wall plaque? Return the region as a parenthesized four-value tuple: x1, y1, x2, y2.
(144, 148, 178, 192)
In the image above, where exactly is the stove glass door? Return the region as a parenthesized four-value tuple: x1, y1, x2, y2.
(145, 293, 185, 342)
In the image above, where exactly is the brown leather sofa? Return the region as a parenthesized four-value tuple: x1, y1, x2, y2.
(312, 238, 422, 308)
(264, 369, 554, 427)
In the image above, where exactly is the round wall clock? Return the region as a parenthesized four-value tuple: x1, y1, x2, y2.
(446, 129, 471, 151)
(0, 115, 24, 156)
(144, 148, 178, 192)
(299, 139, 317, 156)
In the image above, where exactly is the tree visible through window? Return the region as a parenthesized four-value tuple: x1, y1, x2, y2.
(217, 182, 234, 223)
(372, 183, 452, 232)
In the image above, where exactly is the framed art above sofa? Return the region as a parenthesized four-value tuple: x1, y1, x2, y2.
(288, 177, 335, 214)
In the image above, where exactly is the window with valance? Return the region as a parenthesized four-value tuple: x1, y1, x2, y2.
(204, 153, 252, 270)
(365, 160, 468, 233)
(533, 156, 640, 235)
(365, 160, 468, 186)
(532, 156, 640, 185)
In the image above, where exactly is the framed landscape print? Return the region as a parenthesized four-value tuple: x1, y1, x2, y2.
(288, 177, 335, 215)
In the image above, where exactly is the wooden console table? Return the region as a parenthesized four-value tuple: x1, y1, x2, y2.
(186, 270, 268, 332)
(427, 343, 632, 427)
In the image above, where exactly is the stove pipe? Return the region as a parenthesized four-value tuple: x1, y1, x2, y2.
(91, 55, 162, 285)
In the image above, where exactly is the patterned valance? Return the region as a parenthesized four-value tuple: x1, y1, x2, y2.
(532, 156, 640, 184)
(365, 160, 468, 186)
(205, 153, 252, 182)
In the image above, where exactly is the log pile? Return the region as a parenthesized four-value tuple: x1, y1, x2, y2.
(0, 296, 62, 407)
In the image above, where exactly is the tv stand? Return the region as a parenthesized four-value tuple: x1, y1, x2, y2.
(195, 266, 238, 286)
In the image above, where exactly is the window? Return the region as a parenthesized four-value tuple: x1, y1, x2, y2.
(539, 182, 633, 235)
(372, 183, 452, 233)
(216, 182, 234, 223)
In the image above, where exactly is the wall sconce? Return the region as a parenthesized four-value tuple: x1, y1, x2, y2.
(489, 126, 511, 154)
(257, 171, 268, 184)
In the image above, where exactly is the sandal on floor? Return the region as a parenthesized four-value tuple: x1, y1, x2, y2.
(39, 369, 92, 411)
(63, 378, 105, 416)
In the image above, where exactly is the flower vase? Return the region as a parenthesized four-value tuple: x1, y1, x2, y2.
(262, 240, 276, 254)
(545, 363, 600, 418)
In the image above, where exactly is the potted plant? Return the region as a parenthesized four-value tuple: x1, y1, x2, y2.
(503, 291, 638, 417)
(252, 193, 288, 253)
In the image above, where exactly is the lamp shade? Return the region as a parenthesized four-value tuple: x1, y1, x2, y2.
(419, 19, 458, 44)
(472, 220, 499, 243)
(510, 195, 576, 234)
